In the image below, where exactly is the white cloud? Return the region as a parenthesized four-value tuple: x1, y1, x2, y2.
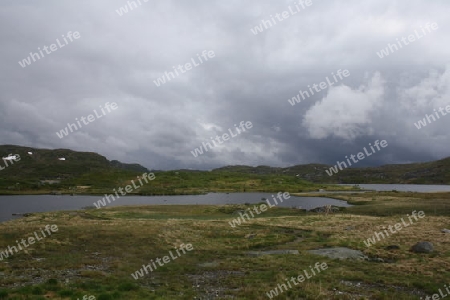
(302, 72, 385, 140)
(400, 66, 450, 113)
(197, 121, 223, 132)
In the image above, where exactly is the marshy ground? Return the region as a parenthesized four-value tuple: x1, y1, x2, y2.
(0, 191, 449, 299)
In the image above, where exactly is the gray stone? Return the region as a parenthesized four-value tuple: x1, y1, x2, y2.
(369, 257, 384, 263)
(441, 229, 450, 233)
(245, 250, 299, 257)
(307, 247, 368, 260)
(410, 241, 434, 253)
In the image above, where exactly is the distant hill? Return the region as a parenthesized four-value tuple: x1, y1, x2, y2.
(0, 144, 448, 195)
(0, 145, 148, 192)
(213, 157, 450, 184)
(110, 160, 149, 173)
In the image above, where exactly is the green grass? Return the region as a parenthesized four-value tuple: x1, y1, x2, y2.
(0, 166, 350, 195)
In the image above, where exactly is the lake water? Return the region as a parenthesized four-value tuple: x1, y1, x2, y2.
(0, 193, 351, 223)
(341, 184, 450, 192)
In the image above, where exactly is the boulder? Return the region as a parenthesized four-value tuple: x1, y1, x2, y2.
(410, 242, 434, 253)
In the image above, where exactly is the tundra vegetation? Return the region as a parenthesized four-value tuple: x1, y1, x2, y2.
(0, 191, 449, 299)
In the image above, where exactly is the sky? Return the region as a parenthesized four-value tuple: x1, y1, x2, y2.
(0, 0, 449, 170)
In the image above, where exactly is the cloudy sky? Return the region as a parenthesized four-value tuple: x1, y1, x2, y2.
(1, 0, 449, 170)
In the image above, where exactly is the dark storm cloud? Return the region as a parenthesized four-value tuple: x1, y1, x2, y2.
(0, 0, 449, 170)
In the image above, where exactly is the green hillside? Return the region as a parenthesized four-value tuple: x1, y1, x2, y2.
(0, 145, 147, 193)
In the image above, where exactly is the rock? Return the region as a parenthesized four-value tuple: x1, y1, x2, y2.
(245, 250, 299, 257)
(369, 257, 384, 263)
(344, 226, 355, 231)
(410, 242, 434, 253)
(307, 247, 368, 260)
(198, 262, 220, 268)
(441, 229, 450, 233)
(385, 245, 400, 251)
(33, 258, 46, 262)
(11, 213, 33, 217)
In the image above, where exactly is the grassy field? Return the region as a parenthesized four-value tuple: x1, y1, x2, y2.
(0, 192, 449, 299)
(0, 169, 357, 196)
